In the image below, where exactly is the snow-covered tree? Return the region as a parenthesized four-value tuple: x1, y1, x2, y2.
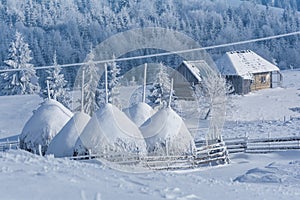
(147, 63, 172, 110)
(107, 55, 121, 105)
(80, 49, 100, 116)
(193, 68, 233, 143)
(96, 55, 121, 108)
(41, 51, 71, 108)
(0, 32, 40, 95)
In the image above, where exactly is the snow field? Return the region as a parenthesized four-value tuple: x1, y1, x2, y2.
(0, 69, 300, 199)
(0, 149, 299, 200)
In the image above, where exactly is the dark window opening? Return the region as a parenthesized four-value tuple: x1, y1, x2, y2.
(260, 76, 266, 83)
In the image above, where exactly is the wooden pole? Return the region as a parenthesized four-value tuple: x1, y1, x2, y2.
(46, 80, 51, 100)
(142, 63, 147, 103)
(168, 78, 173, 108)
(105, 63, 108, 104)
(81, 70, 85, 112)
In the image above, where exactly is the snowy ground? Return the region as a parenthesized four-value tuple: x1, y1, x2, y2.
(0, 69, 300, 199)
(0, 150, 299, 200)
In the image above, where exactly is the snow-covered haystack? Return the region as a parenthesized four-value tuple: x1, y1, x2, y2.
(74, 103, 147, 156)
(20, 99, 73, 155)
(123, 102, 154, 127)
(46, 112, 90, 157)
(140, 107, 196, 156)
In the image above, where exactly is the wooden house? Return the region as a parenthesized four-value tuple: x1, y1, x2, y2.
(173, 60, 209, 100)
(216, 50, 282, 95)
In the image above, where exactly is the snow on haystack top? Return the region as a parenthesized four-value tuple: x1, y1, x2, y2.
(140, 107, 195, 156)
(20, 99, 73, 155)
(123, 102, 154, 127)
(216, 50, 280, 79)
(46, 112, 90, 158)
(74, 103, 147, 156)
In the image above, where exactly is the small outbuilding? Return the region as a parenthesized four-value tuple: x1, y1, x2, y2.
(173, 60, 210, 100)
(216, 50, 282, 94)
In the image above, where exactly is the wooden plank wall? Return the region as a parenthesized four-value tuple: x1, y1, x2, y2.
(250, 72, 271, 91)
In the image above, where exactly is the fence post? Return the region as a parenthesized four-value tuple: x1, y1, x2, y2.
(38, 144, 42, 156)
(268, 132, 271, 152)
(165, 138, 169, 157)
(17, 137, 20, 149)
(88, 149, 92, 159)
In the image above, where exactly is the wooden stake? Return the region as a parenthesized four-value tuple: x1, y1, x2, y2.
(46, 80, 51, 100)
(81, 70, 85, 112)
(168, 78, 173, 108)
(105, 63, 108, 104)
(142, 63, 147, 103)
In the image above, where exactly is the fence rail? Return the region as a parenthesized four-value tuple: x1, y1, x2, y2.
(1, 136, 300, 155)
(195, 136, 300, 154)
(0, 139, 19, 152)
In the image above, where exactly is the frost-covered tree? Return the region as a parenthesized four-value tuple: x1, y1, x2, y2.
(193, 68, 233, 142)
(41, 51, 71, 108)
(148, 63, 175, 110)
(96, 55, 121, 108)
(80, 49, 100, 116)
(107, 55, 121, 105)
(0, 32, 39, 95)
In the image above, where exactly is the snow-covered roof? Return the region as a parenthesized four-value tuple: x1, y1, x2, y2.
(216, 50, 280, 79)
(74, 103, 147, 156)
(140, 107, 195, 156)
(181, 60, 206, 82)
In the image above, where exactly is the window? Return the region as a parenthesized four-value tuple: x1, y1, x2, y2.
(260, 76, 266, 83)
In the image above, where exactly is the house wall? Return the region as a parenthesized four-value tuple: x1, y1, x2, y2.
(226, 75, 243, 94)
(250, 72, 271, 91)
(172, 64, 196, 100)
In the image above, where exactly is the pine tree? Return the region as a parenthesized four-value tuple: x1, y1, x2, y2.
(0, 31, 40, 95)
(147, 63, 172, 110)
(107, 54, 121, 105)
(96, 55, 121, 108)
(42, 51, 71, 108)
(81, 49, 100, 116)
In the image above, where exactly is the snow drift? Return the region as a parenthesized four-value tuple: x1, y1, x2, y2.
(46, 112, 90, 157)
(20, 99, 73, 155)
(123, 102, 154, 127)
(74, 103, 147, 156)
(140, 107, 196, 156)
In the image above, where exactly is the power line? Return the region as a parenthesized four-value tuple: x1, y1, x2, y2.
(1, 30, 300, 73)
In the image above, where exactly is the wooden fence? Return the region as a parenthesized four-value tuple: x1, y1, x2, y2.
(1, 135, 299, 170)
(0, 139, 19, 152)
(1, 136, 300, 155)
(195, 136, 300, 154)
(69, 141, 229, 170)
